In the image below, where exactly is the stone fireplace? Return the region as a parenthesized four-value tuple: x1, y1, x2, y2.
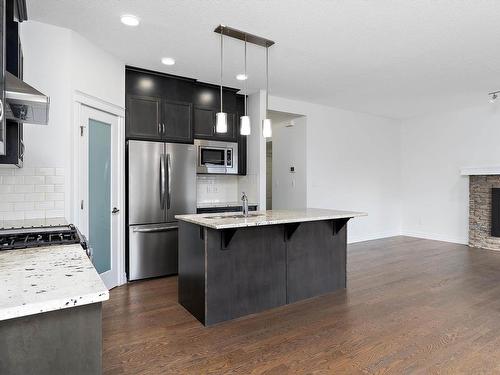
(464, 168, 500, 250)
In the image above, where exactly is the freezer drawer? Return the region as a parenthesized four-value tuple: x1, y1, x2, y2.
(129, 223, 178, 281)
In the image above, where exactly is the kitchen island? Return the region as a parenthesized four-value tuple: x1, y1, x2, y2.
(0, 244, 109, 374)
(175, 208, 366, 326)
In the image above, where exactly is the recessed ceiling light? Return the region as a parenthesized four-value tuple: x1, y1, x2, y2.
(236, 73, 248, 81)
(161, 57, 176, 66)
(120, 15, 139, 27)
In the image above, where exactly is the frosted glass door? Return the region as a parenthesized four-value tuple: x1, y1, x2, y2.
(88, 118, 111, 274)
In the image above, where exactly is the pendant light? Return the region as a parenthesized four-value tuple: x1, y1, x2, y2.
(262, 46, 272, 138)
(240, 35, 251, 135)
(216, 26, 228, 133)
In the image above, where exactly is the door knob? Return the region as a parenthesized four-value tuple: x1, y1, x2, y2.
(112, 207, 120, 214)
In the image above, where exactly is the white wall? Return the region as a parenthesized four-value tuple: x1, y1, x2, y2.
(270, 95, 402, 243)
(401, 104, 500, 244)
(19, 21, 125, 222)
(238, 90, 266, 208)
(271, 117, 307, 209)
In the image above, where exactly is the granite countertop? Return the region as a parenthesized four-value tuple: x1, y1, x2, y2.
(176, 208, 367, 230)
(0, 244, 109, 321)
(197, 201, 259, 209)
(0, 217, 68, 230)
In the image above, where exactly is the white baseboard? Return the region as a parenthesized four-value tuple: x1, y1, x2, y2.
(347, 229, 469, 246)
(400, 230, 468, 245)
(348, 231, 402, 244)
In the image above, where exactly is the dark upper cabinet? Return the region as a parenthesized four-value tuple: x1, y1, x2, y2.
(193, 106, 215, 138)
(126, 95, 162, 140)
(126, 68, 194, 143)
(163, 99, 192, 142)
(125, 67, 247, 174)
(193, 106, 237, 142)
(0, 0, 25, 167)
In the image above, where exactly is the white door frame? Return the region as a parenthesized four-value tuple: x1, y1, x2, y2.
(73, 91, 126, 288)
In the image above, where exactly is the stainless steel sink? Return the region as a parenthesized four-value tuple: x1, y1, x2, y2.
(203, 213, 264, 219)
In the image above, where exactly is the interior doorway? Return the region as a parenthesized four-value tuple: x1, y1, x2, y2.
(267, 110, 307, 210)
(75, 100, 125, 290)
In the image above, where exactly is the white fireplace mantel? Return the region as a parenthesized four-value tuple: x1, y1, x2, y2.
(460, 167, 500, 176)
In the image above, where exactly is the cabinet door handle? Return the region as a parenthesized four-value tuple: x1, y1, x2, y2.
(162, 123, 166, 134)
(158, 123, 162, 135)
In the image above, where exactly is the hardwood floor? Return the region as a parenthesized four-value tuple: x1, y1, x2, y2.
(103, 236, 500, 374)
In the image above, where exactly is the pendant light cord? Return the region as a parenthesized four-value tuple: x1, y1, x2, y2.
(266, 46, 269, 113)
(244, 35, 247, 116)
(220, 27, 224, 113)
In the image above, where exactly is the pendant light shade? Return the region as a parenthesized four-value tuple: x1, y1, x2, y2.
(240, 115, 251, 135)
(263, 46, 272, 138)
(216, 25, 227, 133)
(216, 112, 228, 133)
(262, 118, 272, 138)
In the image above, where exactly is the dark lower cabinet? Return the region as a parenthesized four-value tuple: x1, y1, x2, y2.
(126, 95, 162, 140)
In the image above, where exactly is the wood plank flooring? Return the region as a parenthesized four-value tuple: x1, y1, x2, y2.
(103, 236, 500, 374)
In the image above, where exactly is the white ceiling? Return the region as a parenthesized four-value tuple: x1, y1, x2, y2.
(26, 0, 500, 119)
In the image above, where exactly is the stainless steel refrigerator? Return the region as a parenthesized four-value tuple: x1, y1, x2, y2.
(128, 140, 196, 281)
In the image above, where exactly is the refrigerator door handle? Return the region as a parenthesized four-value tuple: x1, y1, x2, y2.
(160, 154, 166, 209)
(167, 153, 172, 209)
(132, 226, 178, 233)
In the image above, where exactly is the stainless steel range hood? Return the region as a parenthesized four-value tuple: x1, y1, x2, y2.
(4, 71, 50, 125)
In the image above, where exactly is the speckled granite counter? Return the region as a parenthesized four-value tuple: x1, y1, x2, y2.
(176, 208, 367, 230)
(0, 244, 108, 321)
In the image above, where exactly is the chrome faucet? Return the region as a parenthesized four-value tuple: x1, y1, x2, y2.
(241, 192, 249, 217)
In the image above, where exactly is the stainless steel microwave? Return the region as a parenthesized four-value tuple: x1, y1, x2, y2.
(195, 139, 238, 174)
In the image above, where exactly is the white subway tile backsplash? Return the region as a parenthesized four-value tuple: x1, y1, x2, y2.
(14, 185, 35, 193)
(0, 185, 13, 193)
(2, 176, 24, 185)
(45, 209, 65, 218)
(15, 167, 35, 176)
(45, 175, 65, 185)
(24, 176, 45, 185)
(46, 192, 64, 201)
(3, 212, 24, 221)
(35, 167, 55, 176)
(0, 193, 25, 202)
(35, 201, 55, 210)
(35, 185, 55, 193)
(24, 210, 45, 220)
(0, 166, 65, 221)
(196, 175, 239, 203)
(24, 193, 46, 202)
(0, 203, 14, 212)
(14, 202, 35, 212)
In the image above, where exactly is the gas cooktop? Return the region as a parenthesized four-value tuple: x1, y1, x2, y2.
(0, 224, 83, 251)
